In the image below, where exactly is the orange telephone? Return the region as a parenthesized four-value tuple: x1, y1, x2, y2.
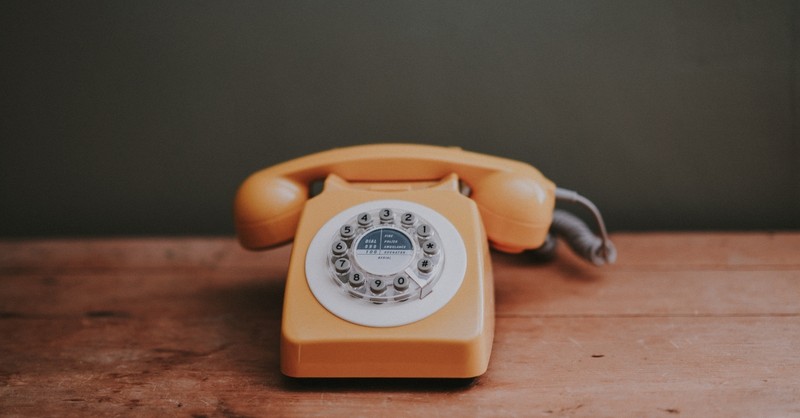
(234, 144, 614, 378)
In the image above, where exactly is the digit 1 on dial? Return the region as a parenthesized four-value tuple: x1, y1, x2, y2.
(417, 223, 432, 238)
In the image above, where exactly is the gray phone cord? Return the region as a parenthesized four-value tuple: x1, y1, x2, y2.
(548, 188, 617, 266)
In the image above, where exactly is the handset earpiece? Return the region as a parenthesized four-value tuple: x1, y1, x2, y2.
(234, 173, 308, 249)
(470, 171, 556, 254)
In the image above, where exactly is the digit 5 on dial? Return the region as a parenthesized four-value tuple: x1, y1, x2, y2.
(234, 144, 615, 378)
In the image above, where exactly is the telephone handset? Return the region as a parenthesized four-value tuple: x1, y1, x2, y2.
(234, 144, 614, 378)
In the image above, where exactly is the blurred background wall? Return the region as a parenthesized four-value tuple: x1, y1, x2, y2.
(1, 1, 798, 237)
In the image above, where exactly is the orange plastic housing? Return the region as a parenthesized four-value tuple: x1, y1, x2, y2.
(281, 176, 493, 377)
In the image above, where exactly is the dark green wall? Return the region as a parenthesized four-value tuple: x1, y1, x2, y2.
(2, 1, 798, 236)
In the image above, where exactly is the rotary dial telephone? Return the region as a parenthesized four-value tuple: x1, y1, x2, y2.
(234, 144, 614, 378)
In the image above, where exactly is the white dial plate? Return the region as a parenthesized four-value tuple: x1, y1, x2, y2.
(305, 200, 467, 328)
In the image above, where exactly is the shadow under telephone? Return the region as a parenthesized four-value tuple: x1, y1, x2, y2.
(234, 144, 615, 378)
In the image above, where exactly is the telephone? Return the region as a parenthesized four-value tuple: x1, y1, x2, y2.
(234, 144, 615, 378)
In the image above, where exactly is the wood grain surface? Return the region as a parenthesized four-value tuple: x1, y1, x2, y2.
(1, 233, 798, 417)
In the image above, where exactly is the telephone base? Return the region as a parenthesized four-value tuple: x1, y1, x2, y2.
(279, 176, 494, 378)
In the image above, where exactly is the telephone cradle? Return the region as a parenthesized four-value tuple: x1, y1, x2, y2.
(234, 144, 615, 378)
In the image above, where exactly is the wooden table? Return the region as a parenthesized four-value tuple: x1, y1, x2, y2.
(1, 233, 798, 417)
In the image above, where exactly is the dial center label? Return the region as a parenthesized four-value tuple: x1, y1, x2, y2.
(354, 228, 414, 275)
